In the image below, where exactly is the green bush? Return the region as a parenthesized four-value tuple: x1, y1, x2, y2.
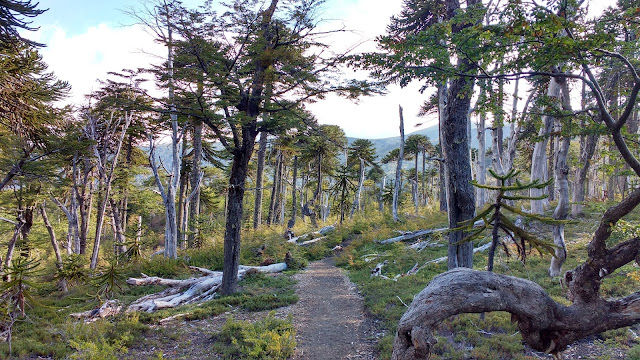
(212, 312, 296, 360)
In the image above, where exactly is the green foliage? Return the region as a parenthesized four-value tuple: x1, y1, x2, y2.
(212, 312, 296, 360)
(56, 254, 88, 287)
(458, 169, 565, 266)
(91, 262, 126, 300)
(1, 257, 41, 317)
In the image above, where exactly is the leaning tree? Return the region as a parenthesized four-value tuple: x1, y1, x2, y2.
(391, 1, 640, 359)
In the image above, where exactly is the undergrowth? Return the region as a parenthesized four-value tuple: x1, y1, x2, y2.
(211, 311, 296, 360)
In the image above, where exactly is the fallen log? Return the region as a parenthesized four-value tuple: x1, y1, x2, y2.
(70, 300, 122, 322)
(378, 220, 484, 245)
(287, 225, 335, 244)
(126, 263, 287, 312)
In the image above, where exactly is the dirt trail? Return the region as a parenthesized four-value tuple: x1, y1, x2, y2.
(289, 257, 377, 359)
(122, 257, 379, 359)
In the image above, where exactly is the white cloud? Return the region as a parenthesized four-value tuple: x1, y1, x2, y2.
(36, 23, 164, 106)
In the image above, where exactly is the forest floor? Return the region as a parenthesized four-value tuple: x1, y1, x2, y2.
(123, 257, 379, 359)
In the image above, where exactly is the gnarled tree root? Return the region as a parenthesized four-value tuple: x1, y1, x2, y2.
(125, 263, 287, 312)
(392, 268, 640, 360)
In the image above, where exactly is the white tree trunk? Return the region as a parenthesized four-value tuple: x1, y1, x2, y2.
(549, 80, 572, 277)
(530, 75, 562, 214)
(476, 114, 486, 207)
(393, 105, 405, 222)
(126, 263, 287, 312)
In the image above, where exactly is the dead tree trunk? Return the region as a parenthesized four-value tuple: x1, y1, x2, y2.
(126, 262, 287, 312)
(476, 109, 487, 208)
(393, 105, 405, 222)
(89, 112, 131, 269)
(530, 82, 559, 213)
(253, 131, 268, 229)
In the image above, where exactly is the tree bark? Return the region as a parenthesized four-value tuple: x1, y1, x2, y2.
(442, 63, 476, 269)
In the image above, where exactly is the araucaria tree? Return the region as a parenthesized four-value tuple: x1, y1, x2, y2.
(389, 1, 640, 359)
(158, 0, 374, 294)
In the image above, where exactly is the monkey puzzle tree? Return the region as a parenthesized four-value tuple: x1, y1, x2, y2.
(347, 138, 377, 217)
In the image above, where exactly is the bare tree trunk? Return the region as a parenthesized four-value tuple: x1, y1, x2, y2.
(1, 220, 24, 278)
(379, 175, 386, 213)
(109, 199, 127, 255)
(393, 105, 405, 222)
(413, 153, 419, 215)
(50, 194, 79, 255)
(530, 74, 562, 214)
(267, 150, 281, 225)
(437, 83, 448, 212)
(476, 110, 487, 207)
(288, 155, 298, 229)
(351, 157, 366, 218)
(571, 81, 598, 216)
(89, 113, 131, 269)
(253, 131, 268, 229)
(40, 202, 67, 291)
(78, 161, 94, 255)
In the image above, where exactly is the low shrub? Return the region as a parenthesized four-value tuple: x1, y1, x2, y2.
(212, 312, 296, 360)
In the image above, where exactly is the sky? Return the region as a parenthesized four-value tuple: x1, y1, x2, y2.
(28, 0, 607, 139)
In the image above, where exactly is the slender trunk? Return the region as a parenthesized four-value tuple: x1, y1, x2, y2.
(571, 81, 597, 216)
(351, 157, 365, 218)
(288, 155, 298, 229)
(393, 105, 405, 222)
(220, 0, 277, 295)
(177, 167, 188, 247)
(89, 113, 131, 269)
(78, 163, 93, 255)
(437, 83, 448, 212)
(253, 131, 268, 229)
(2, 220, 24, 278)
(477, 109, 487, 207)
(267, 151, 281, 225)
(413, 153, 419, 215)
(379, 176, 386, 213)
(487, 200, 501, 272)
(109, 199, 127, 254)
(421, 148, 427, 206)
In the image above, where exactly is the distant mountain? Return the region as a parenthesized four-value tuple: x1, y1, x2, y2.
(146, 123, 497, 174)
(347, 123, 494, 173)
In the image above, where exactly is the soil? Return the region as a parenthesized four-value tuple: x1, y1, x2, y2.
(123, 257, 379, 359)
